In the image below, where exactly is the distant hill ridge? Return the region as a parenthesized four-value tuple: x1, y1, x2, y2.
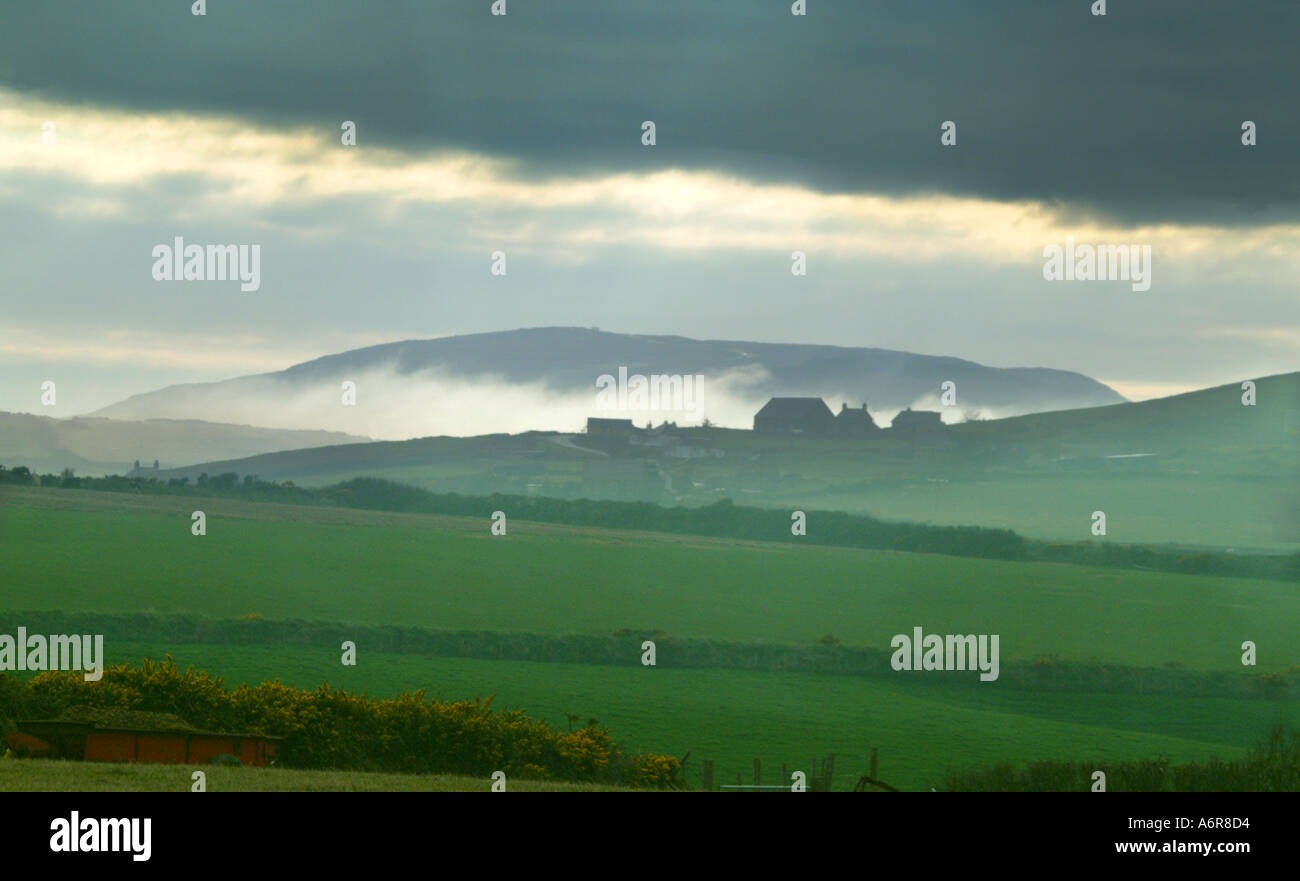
(89, 327, 1126, 434)
(0, 412, 367, 476)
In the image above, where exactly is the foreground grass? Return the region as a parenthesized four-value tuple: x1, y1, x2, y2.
(4, 488, 1291, 791)
(2, 490, 1294, 672)
(88, 642, 1296, 792)
(0, 758, 631, 792)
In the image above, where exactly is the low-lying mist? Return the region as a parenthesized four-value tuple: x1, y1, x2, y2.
(109, 365, 788, 440)
(89, 363, 1039, 440)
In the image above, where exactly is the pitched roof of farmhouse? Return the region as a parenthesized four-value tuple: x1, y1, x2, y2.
(755, 397, 834, 420)
(890, 408, 944, 428)
(836, 403, 877, 425)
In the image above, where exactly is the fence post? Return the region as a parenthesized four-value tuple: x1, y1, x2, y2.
(702, 759, 713, 792)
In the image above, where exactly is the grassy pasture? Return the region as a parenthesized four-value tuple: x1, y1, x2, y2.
(319, 454, 1298, 550)
(1, 488, 1295, 672)
(777, 472, 1295, 550)
(0, 758, 630, 792)
(76, 641, 1300, 792)
(3, 486, 1294, 791)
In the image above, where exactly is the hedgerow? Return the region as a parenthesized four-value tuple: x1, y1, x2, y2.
(4, 466, 1295, 581)
(4, 659, 681, 788)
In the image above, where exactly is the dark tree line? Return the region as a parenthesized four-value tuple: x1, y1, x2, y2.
(3, 464, 1296, 582)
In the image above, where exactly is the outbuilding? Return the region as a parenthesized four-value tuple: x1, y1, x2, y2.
(9, 707, 280, 767)
(753, 397, 835, 435)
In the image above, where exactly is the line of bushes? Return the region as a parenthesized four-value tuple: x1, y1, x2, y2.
(4, 465, 1297, 580)
(0, 658, 681, 788)
(945, 725, 1300, 791)
(6, 610, 1298, 700)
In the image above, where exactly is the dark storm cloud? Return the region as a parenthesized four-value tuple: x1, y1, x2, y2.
(1, 0, 1296, 226)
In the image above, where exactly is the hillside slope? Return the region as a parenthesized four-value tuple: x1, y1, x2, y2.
(123, 372, 1298, 550)
(89, 327, 1126, 436)
(0, 412, 367, 476)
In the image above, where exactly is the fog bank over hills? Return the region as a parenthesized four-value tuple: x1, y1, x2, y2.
(89, 328, 1126, 439)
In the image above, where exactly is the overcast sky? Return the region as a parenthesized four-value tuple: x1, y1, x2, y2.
(1, 0, 1297, 417)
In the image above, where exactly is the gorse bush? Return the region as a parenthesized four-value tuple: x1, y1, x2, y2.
(4, 659, 681, 788)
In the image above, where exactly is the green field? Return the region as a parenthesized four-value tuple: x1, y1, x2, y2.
(2, 487, 1295, 672)
(780, 472, 1293, 550)
(2, 485, 1295, 791)
(264, 453, 1296, 550)
(83, 641, 1299, 792)
(0, 757, 629, 792)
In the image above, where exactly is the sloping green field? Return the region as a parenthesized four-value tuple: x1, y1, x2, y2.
(2, 486, 1294, 791)
(781, 472, 1295, 550)
(90, 641, 1300, 792)
(2, 487, 1294, 671)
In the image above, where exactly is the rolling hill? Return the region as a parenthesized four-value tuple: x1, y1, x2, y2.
(0, 412, 368, 476)
(120, 372, 1300, 550)
(87, 327, 1126, 437)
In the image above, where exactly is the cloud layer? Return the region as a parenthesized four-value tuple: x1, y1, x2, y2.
(3, 1, 1297, 226)
(1, 4, 1297, 421)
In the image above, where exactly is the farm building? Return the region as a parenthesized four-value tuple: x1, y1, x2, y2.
(834, 402, 879, 435)
(586, 417, 638, 435)
(889, 408, 944, 434)
(753, 397, 835, 435)
(8, 707, 280, 767)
